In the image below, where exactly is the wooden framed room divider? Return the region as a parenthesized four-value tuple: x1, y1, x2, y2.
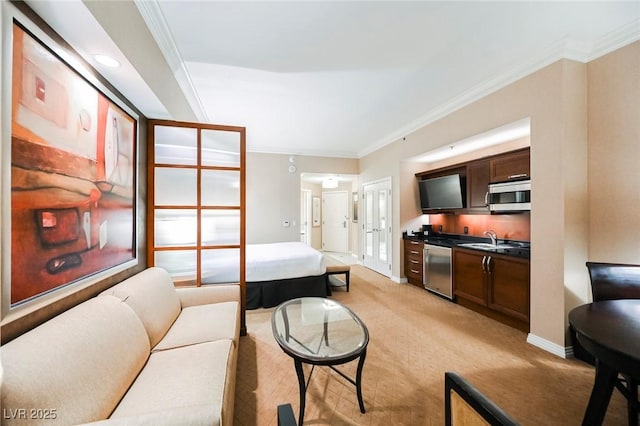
(147, 120, 246, 334)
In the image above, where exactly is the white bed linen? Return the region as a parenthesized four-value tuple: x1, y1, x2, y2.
(245, 242, 326, 282)
(199, 242, 326, 284)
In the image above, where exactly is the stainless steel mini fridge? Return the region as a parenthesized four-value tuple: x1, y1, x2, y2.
(423, 244, 453, 300)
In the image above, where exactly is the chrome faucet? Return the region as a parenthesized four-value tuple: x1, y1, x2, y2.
(484, 230, 498, 245)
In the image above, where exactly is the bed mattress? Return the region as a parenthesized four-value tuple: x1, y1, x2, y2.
(245, 241, 326, 282)
(200, 241, 326, 284)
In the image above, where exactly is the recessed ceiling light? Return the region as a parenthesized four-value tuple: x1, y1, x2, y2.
(94, 54, 120, 68)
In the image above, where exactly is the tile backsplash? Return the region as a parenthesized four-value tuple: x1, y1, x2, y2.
(428, 213, 530, 241)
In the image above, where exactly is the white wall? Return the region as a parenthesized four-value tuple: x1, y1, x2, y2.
(588, 42, 640, 263)
(246, 152, 358, 244)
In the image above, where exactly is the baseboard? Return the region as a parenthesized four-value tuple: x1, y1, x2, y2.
(527, 333, 572, 358)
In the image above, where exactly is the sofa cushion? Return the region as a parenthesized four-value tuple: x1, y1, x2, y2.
(110, 339, 236, 426)
(101, 267, 181, 347)
(153, 301, 240, 352)
(0, 296, 149, 425)
(80, 405, 221, 425)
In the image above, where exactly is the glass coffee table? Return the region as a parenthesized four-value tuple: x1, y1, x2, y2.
(271, 297, 369, 424)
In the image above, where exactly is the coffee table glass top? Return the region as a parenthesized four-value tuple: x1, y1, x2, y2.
(271, 297, 369, 362)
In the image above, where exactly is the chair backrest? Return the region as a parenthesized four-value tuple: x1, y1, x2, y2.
(445, 372, 520, 426)
(585, 262, 640, 301)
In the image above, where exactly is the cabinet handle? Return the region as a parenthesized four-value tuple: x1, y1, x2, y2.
(508, 173, 528, 180)
(410, 269, 420, 274)
(410, 259, 420, 264)
(486, 256, 492, 275)
(410, 250, 420, 255)
(485, 191, 489, 206)
(481, 256, 487, 273)
(410, 240, 420, 245)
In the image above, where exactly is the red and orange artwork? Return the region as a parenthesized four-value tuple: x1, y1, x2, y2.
(10, 23, 137, 305)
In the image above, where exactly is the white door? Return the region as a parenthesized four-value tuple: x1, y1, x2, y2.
(362, 178, 392, 276)
(322, 191, 349, 252)
(300, 189, 311, 245)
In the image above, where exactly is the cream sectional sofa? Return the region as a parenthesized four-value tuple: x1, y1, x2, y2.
(1, 267, 240, 425)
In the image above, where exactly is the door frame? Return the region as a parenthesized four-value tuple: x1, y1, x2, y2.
(362, 177, 392, 277)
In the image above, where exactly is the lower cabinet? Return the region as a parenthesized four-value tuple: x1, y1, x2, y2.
(404, 239, 424, 287)
(453, 248, 530, 332)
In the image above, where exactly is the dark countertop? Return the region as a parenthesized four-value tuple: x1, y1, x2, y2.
(403, 232, 530, 259)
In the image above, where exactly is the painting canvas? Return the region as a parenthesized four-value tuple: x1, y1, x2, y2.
(10, 23, 137, 305)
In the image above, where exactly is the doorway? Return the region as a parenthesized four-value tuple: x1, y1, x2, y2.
(362, 177, 392, 277)
(322, 191, 349, 253)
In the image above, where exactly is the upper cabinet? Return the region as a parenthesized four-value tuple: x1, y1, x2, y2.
(467, 158, 491, 211)
(489, 148, 530, 183)
(416, 147, 530, 214)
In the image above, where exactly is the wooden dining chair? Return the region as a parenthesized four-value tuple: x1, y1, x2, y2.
(445, 372, 520, 426)
(584, 262, 640, 426)
(575, 262, 640, 362)
(586, 262, 640, 301)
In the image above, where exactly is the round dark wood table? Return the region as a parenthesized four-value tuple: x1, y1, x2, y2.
(569, 299, 640, 426)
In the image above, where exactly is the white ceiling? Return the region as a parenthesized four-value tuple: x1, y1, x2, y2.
(23, 1, 640, 159)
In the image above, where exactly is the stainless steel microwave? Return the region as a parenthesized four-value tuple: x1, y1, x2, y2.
(488, 179, 531, 212)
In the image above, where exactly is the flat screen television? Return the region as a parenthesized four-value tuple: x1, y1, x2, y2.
(418, 174, 466, 210)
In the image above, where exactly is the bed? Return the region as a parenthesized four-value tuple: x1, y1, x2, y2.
(202, 242, 329, 309)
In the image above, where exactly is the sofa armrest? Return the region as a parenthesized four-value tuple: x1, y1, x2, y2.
(176, 285, 240, 308)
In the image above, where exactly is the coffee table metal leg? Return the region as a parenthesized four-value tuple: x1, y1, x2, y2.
(294, 359, 306, 425)
(355, 348, 367, 413)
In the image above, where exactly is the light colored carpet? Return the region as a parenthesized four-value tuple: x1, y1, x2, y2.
(233, 265, 628, 425)
(324, 251, 360, 266)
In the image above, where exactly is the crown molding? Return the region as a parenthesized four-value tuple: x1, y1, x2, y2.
(247, 144, 359, 159)
(135, 0, 208, 122)
(587, 18, 640, 61)
(358, 21, 640, 159)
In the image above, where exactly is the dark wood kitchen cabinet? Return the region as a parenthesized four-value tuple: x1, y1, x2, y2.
(404, 239, 424, 287)
(452, 249, 487, 305)
(453, 248, 530, 332)
(467, 159, 490, 211)
(490, 148, 530, 183)
(488, 255, 530, 323)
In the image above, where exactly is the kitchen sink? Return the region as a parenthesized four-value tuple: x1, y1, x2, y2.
(458, 242, 516, 250)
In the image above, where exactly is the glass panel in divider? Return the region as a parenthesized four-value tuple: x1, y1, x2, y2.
(154, 209, 198, 247)
(154, 125, 198, 165)
(201, 170, 240, 206)
(155, 168, 197, 206)
(201, 129, 241, 167)
(201, 210, 240, 246)
(155, 250, 197, 285)
(201, 248, 240, 285)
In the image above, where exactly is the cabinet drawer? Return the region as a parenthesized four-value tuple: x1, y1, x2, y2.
(406, 266, 423, 284)
(404, 239, 424, 286)
(404, 240, 424, 257)
(406, 256, 423, 272)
